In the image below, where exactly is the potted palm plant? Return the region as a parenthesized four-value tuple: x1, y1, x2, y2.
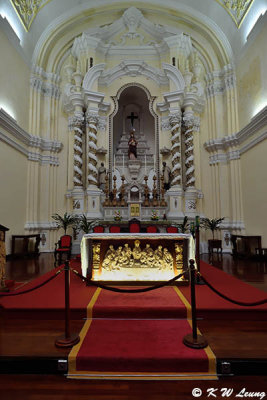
(78, 215, 100, 234)
(51, 212, 80, 234)
(201, 217, 225, 254)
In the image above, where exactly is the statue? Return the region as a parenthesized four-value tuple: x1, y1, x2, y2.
(132, 239, 142, 264)
(162, 161, 171, 190)
(154, 245, 163, 269)
(98, 162, 106, 190)
(162, 248, 173, 270)
(128, 129, 138, 160)
(142, 244, 155, 266)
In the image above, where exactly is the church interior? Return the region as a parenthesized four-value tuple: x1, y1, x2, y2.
(0, 0, 267, 397)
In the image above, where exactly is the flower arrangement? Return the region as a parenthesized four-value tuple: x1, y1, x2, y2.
(114, 210, 122, 221)
(151, 210, 159, 221)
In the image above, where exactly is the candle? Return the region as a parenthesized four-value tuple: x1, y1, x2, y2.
(145, 154, 147, 174)
(154, 155, 156, 172)
(123, 154, 124, 173)
(113, 154, 116, 172)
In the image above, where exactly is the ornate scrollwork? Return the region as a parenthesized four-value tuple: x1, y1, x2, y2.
(11, 0, 45, 31)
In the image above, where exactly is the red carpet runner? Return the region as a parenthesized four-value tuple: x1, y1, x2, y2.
(68, 287, 217, 380)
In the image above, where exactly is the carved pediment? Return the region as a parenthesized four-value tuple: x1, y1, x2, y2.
(71, 7, 191, 59)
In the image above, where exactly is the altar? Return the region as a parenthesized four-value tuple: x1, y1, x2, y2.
(81, 233, 194, 282)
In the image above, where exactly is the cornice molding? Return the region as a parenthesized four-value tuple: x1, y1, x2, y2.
(205, 64, 236, 98)
(0, 108, 62, 165)
(204, 106, 267, 164)
(24, 221, 58, 230)
(30, 65, 61, 98)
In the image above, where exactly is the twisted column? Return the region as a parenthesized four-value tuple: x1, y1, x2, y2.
(72, 113, 84, 187)
(183, 114, 195, 188)
(169, 114, 182, 186)
(86, 114, 99, 187)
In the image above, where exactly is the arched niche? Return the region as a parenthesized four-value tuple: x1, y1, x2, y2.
(113, 85, 155, 157)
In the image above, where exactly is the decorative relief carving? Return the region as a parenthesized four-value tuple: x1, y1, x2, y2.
(215, 0, 254, 27)
(10, 0, 48, 31)
(169, 113, 182, 186)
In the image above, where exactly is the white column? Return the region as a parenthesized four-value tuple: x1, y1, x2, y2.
(169, 113, 182, 187)
(183, 110, 198, 217)
(86, 113, 99, 187)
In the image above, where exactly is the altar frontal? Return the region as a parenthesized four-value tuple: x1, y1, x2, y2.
(81, 233, 194, 282)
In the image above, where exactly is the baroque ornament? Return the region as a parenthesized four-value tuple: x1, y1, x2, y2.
(215, 0, 255, 27)
(10, 0, 51, 31)
(169, 114, 182, 186)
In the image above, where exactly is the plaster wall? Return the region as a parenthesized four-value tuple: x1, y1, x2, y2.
(237, 21, 267, 128)
(240, 139, 267, 247)
(0, 141, 27, 254)
(0, 30, 30, 130)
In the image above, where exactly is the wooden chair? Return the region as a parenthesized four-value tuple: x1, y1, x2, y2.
(93, 225, 105, 233)
(166, 226, 178, 233)
(146, 225, 158, 233)
(129, 218, 141, 233)
(109, 225, 121, 233)
(54, 235, 72, 266)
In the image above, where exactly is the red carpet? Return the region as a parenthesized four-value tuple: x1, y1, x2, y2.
(180, 261, 267, 320)
(1, 260, 267, 320)
(68, 287, 217, 380)
(0, 260, 97, 319)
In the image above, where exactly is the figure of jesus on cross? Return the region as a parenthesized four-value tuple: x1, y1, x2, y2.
(127, 112, 138, 128)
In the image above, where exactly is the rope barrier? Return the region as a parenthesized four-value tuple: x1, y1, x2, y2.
(71, 268, 187, 293)
(199, 272, 267, 307)
(0, 269, 63, 297)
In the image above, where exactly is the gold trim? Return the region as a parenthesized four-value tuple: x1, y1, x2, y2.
(67, 372, 217, 380)
(68, 287, 102, 374)
(173, 286, 192, 319)
(173, 287, 217, 377)
(9, 0, 53, 32)
(68, 286, 217, 379)
(214, 0, 255, 28)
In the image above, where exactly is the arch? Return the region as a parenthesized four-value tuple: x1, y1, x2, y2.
(32, 2, 233, 74)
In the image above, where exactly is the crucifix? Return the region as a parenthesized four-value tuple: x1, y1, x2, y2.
(127, 112, 138, 128)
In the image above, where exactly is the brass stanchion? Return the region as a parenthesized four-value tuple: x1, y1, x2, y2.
(55, 260, 80, 348)
(183, 259, 208, 349)
(195, 217, 205, 285)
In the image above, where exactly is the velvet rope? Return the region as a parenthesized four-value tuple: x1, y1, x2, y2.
(0, 269, 63, 297)
(199, 272, 267, 306)
(71, 269, 187, 293)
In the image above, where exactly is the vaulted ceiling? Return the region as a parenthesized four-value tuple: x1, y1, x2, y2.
(0, 0, 266, 66)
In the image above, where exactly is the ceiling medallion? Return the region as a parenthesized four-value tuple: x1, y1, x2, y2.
(216, 0, 255, 27)
(10, 0, 52, 31)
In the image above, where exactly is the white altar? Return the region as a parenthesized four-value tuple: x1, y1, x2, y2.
(81, 233, 195, 282)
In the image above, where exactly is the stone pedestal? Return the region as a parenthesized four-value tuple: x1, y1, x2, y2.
(184, 188, 198, 218)
(86, 186, 103, 219)
(166, 186, 184, 220)
(71, 187, 85, 213)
